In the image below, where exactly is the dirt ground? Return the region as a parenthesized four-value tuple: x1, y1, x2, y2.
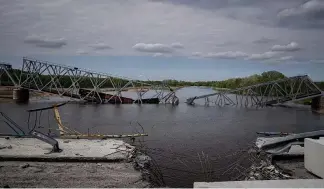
(0, 161, 150, 188)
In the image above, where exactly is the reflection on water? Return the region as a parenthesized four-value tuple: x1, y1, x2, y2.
(0, 87, 324, 187)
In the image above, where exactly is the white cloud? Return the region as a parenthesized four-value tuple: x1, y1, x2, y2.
(171, 42, 184, 49)
(277, 0, 324, 29)
(278, 0, 324, 18)
(24, 35, 67, 48)
(279, 56, 294, 61)
(133, 43, 174, 53)
(90, 43, 112, 50)
(76, 49, 89, 55)
(248, 51, 280, 60)
(271, 42, 300, 52)
(192, 52, 202, 57)
(204, 51, 248, 59)
(153, 53, 166, 57)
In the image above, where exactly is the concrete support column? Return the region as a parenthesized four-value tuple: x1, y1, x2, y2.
(13, 88, 29, 103)
(311, 96, 324, 113)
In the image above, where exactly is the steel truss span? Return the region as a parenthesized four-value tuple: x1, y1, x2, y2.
(1, 58, 178, 105)
(187, 75, 323, 107)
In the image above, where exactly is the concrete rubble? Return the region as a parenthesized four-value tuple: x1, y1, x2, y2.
(244, 150, 292, 181)
(245, 132, 320, 181)
(0, 137, 155, 188)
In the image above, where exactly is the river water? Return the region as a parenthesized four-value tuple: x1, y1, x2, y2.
(1, 87, 324, 187)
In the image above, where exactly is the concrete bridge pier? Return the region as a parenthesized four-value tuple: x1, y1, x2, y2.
(311, 96, 324, 113)
(13, 88, 29, 103)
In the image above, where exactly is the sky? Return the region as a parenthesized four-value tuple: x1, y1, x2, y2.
(1, 0, 324, 81)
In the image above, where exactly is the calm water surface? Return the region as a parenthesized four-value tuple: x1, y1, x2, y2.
(1, 87, 324, 187)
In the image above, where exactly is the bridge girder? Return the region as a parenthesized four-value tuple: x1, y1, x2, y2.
(187, 75, 323, 107)
(1, 58, 178, 104)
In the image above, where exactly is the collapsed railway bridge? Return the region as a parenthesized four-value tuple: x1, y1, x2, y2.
(186, 75, 324, 110)
(0, 57, 179, 105)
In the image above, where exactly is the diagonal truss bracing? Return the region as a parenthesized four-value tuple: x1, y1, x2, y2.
(187, 75, 324, 107)
(1, 58, 178, 105)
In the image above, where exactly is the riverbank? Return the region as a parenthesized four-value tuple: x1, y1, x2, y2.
(0, 137, 156, 188)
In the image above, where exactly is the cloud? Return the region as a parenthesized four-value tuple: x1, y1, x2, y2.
(271, 42, 300, 52)
(24, 36, 67, 48)
(310, 59, 324, 63)
(215, 41, 238, 47)
(1, 0, 324, 61)
(279, 56, 294, 61)
(277, 0, 324, 28)
(171, 42, 184, 49)
(248, 51, 280, 60)
(76, 49, 89, 55)
(153, 53, 165, 57)
(90, 43, 112, 50)
(133, 43, 174, 53)
(253, 37, 275, 44)
(192, 52, 202, 57)
(204, 51, 248, 59)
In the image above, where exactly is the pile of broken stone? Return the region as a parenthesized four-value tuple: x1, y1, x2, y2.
(245, 150, 291, 181)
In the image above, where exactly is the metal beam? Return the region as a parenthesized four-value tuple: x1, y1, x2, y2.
(1, 58, 178, 105)
(187, 75, 323, 107)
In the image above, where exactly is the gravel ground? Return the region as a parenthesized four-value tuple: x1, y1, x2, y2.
(0, 161, 150, 188)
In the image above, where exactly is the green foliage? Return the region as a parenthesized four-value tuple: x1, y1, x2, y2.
(157, 71, 287, 89)
(315, 82, 324, 90)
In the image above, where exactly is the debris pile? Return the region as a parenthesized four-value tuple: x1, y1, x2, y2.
(247, 160, 291, 180)
(244, 149, 291, 181)
(133, 150, 165, 187)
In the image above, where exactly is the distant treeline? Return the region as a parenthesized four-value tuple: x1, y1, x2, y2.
(1, 69, 324, 90)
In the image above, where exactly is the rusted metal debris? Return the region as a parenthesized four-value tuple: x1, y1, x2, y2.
(0, 111, 62, 153)
(53, 103, 148, 139)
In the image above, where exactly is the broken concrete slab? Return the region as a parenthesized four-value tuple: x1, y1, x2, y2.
(0, 137, 135, 161)
(194, 179, 324, 188)
(305, 138, 324, 178)
(256, 130, 324, 151)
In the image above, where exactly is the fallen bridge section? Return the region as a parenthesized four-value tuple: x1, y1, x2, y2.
(1, 58, 178, 105)
(187, 75, 324, 107)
